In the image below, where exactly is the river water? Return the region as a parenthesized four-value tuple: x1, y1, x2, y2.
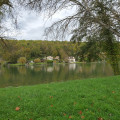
(0, 62, 114, 88)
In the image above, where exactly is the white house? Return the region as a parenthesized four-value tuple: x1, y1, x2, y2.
(54, 56, 60, 60)
(31, 61, 34, 63)
(47, 56, 53, 60)
(68, 57, 76, 63)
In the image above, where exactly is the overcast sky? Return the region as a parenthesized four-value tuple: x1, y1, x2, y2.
(7, 6, 76, 41)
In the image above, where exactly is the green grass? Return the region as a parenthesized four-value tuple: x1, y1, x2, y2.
(0, 76, 120, 120)
(9, 63, 26, 66)
(30, 62, 47, 65)
(8, 62, 86, 66)
(9, 62, 46, 66)
(35, 62, 46, 65)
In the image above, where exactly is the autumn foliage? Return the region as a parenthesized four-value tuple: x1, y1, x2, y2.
(34, 58, 41, 63)
(18, 57, 26, 64)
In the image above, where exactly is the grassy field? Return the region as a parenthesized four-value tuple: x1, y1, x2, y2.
(0, 76, 120, 120)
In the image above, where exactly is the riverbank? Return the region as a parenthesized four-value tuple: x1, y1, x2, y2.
(9, 62, 47, 66)
(8, 62, 70, 66)
(0, 76, 120, 120)
(8, 61, 93, 66)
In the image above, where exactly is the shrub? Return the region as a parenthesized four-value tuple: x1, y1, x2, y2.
(18, 57, 26, 64)
(34, 58, 41, 63)
(47, 60, 53, 64)
(0, 61, 8, 67)
(3, 52, 19, 64)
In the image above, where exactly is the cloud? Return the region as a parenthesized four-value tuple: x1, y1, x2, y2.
(13, 6, 76, 40)
(19, 26, 46, 40)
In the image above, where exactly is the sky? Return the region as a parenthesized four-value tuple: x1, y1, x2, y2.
(6, 5, 76, 41)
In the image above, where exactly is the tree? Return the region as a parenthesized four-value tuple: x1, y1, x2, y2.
(1, 40, 20, 63)
(91, 1, 120, 75)
(75, 37, 102, 62)
(19, 0, 120, 38)
(34, 58, 41, 63)
(18, 57, 26, 64)
(1, 0, 120, 74)
(18, 0, 120, 74)
(0, 0, 13, 33)
(0, 0, 17, 48)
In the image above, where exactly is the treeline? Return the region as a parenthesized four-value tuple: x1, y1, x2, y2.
(0, 40, 113, 64)
(0, 40, 75, 63)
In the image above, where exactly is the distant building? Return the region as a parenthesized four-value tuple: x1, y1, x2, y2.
(43, 57, 47, 60)
(54, 56, 60, 60)
(68, 57, 76, 63)
(30, 61, 34, 63)
(47, 56, 53, 60)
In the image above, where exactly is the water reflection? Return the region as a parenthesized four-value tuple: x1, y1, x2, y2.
(47, 66, 54, 72)
(69, 64, 76, 70)
(0, 62, 114, 88)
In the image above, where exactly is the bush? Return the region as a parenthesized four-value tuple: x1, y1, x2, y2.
(0, 61, 8, 67)
(34, 58, 41, 63)
(47, 60, 53, 64)
(18, 57, 27, 64)
(3, 52, 19, 64)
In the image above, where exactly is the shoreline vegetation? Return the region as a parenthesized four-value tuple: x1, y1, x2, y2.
(0, 40, 109, 66)
(1, 61, 104, 67)
(8, 62, 84, 66)
(0, 76, 120, 119)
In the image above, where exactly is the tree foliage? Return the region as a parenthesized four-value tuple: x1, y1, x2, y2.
(34, 58, 41, 63)
(18, 0, 120, 38)
(18, 57, 26, 64)
(0, 0, 17, 47)
(0, 40, 105, 63)
(0, 0, 120, 75)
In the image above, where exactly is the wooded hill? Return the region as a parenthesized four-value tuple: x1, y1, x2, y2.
(0, 40, 117, 64)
